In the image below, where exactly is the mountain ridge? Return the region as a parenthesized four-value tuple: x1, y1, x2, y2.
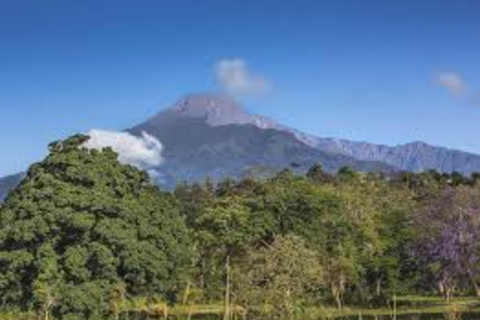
(129, 100, 393, 187)
(161, 93, 480, 175)
(0, 173, 24, 201)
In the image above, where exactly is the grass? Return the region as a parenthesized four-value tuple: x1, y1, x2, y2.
(137, 296, 480, 319)
(1, 296, 479, 320)
(312, 296, 480, 319)
(143, 303, 246, 316)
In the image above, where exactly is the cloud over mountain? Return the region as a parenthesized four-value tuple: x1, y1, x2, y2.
(433, 72, 467, 96)
(214, 58, 270, 96)
(83, 129, 163, 174)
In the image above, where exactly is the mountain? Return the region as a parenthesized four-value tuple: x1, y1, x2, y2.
(145, 93, 480, 176)
(2, 92, 480, 199)
(312, 139, 480, 174)
(0, 173, 24, 201)
(163, 94, 321, 146)
(129, 94, 392, 187)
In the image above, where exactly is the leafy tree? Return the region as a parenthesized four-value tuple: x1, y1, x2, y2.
(33, 243, 62, 320)
(337, 166, 358, 181)
(306, 163, 332, 184)
(412, 187, 480, 300)
(234, 235, 323, 320)
(0, 135, 190, 319)
(188, 195, 268, 301)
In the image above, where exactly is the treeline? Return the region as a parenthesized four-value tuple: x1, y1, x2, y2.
(1, 135, 480, 320)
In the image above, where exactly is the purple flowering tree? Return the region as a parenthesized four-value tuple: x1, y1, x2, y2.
(413, 187, 480, 300)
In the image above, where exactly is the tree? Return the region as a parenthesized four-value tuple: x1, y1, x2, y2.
(33, 243, 62, 320)
(306, 163, 332, 184)
(412, 187, 480, 300)
(470, 172, 480, 186)
(337, 166, 358, 181)
(0, 135, 191, 319)
(234, 235, 323, 320)
(189, 196, 265, 301)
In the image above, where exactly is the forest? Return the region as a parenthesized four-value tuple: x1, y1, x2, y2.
(1, 134, 480, 320)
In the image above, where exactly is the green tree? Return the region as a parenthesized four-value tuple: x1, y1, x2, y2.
(33, 243, 62, 320)
(190, 196, 265, 301)
(306, 163, 332, 184)
(235, 235, 323, 320)
(0, 135, 190, 319)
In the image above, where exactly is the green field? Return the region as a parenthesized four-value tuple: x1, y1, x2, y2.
(3, 296, 479, 320)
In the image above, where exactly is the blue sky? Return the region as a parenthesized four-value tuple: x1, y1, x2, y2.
(1, 0, 480, 176)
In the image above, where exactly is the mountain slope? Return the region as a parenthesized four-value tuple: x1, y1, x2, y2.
(0, 173, 24, 201)
(168, 94, 321, 146)
(129, 99, 392, 187)
(167, 94, 480, 175)
(312, 139, 480, 174)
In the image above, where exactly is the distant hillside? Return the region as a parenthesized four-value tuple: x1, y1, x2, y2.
(313, 139, 480, 175)
(0, 173, 23, 201)
(155, 93, 480, 175)
(165, 94, 480, 175)
(130, 106, 392, 187)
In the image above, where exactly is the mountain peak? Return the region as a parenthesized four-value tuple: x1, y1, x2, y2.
(404, 141, 430, 147)
(399, 141, 435, 150)
(171, 93, 246, 124)
(156, 92, 323, 148)
(168, 93, 280, 129)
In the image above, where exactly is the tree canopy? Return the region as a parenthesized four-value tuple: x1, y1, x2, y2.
(0, 135, 190, 319)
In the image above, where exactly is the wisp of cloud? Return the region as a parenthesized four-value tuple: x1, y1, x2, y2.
(215, 58, 270, 97)
(433, 72, 467, 96)
(83, 129, 163, 176)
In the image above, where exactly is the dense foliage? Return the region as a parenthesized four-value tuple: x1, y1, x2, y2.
(0, 136, 190, 320)
(2, 135, 480, 320)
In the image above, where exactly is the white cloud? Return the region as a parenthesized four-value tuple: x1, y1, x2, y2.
(214, 58, 270, 96)
(82, 129, 163, 173)
(433, 72, 467, 96)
